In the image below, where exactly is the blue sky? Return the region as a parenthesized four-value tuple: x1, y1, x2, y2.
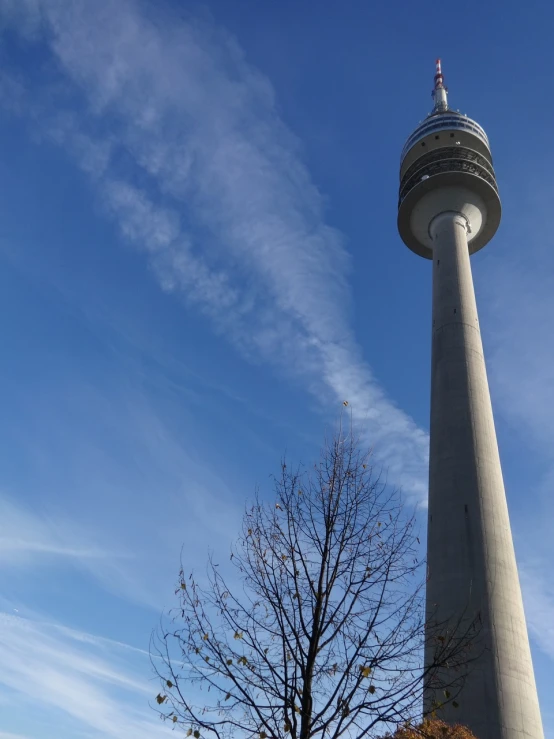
(0, 0, 553, 736)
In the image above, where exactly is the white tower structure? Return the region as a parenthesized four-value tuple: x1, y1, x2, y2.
(397, 61, 544, 739)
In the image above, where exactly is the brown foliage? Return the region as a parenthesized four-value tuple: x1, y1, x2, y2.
(385, 719, 477, 739)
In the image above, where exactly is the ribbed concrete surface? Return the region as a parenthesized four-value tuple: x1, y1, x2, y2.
(424, 212, 544, 739)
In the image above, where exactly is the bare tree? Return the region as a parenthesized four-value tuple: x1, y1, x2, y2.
(152, 425, 477, 738)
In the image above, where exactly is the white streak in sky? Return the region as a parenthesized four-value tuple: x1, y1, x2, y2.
(0, 0, 428, 497)
(0, 612, 173, 738)
(0, 494, 114, 565)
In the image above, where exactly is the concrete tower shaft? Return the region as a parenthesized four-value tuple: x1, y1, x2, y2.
(426, 212, 543, 738)
(397, 63, 544, 739)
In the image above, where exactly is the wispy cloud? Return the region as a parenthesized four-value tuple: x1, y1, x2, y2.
(484, 245, 554, 454)
(519, 564, 554, 664)
(0, 0, 428, 497)
(0, 611, 172, 738)
(0, 494, 113, 566)
(0, 368, 243, 608)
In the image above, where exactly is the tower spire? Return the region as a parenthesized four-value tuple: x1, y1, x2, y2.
(432, 58, 448, 112)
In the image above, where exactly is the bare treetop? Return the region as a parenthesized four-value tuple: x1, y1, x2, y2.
(152, 426, 475, 739)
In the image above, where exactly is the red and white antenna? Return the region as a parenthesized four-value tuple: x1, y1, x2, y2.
(434, 59, 444, 88)
(432, 58, 448, 112)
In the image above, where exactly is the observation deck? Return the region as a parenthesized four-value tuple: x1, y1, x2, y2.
(400, 112, 490, 162)
(397, 61, 501, 259)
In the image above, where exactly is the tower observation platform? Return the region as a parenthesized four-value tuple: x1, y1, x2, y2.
(397, 61, 544, 739)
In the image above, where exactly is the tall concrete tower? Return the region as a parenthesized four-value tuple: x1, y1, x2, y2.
(397, 61, 544, 739)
